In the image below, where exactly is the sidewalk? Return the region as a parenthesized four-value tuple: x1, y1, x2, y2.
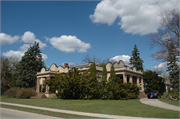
(140, 98, 179, 111)
(0, 102, 164, 119)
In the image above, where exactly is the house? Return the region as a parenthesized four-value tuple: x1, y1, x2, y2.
(36, 60, 144, 97)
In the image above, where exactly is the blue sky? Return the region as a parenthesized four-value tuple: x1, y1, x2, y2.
(1, 0, 179, 71)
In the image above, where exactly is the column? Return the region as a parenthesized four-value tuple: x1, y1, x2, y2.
(129, 75, 133, 83)
(137, 77, 139, 87)
(141, 77, 144, 92)
(45, 76, 50, 94)
(123, 74, 127, 83)
(36, 78, 40, 92)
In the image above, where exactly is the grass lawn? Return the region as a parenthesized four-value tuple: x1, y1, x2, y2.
(1, 104, 101, 119)
(1, 95, 179, 118)
(158, 98, 179, 106)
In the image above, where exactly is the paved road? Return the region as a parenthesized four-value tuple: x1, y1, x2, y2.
(0, 102, 165, 119)
(0, 107, 64, 119)
(140, 98, 179, 111)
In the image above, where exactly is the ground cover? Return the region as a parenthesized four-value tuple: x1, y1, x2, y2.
(1, 104, 102, 119)
(158, 98, 179, 106)
(1, 95, 179, 118)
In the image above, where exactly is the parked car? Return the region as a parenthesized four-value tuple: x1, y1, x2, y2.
(147, 90, 161, 99)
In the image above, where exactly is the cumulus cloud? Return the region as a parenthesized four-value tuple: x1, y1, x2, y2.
(152, 62, 167, 71)
(0, 33, 20, 45)
(3, 44, 48, 60)
(21, 31, 47, 49)
(109, 55, 131, 65)
(49, 35, 91, 53)
(61, 62, 76, 68)
(90, 0, 180, 35)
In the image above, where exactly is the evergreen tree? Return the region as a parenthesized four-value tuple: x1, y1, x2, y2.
(107, 65, 117, 99)
(16, 42, 45, 88)
(100, 64, 107, 98)
(87, 62, 99, 99)
(129, 44, 144, 71)
(167, 42, 179, 92)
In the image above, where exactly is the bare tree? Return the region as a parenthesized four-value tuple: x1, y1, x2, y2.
(82, 54, 110, 65)
(148, 8, 179, 61)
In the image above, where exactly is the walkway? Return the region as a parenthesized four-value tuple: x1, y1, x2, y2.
(0, 102, 164, 119)
(140, 98, 179, 111)
(0, 107, 64, 119)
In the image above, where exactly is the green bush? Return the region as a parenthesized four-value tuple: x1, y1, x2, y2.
(4, 87, 20, 98)
(162, 92, 179, 100)
(3, 88, 36, 98)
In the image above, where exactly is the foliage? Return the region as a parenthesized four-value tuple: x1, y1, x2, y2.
(87, 62, 99, 99)
(3, 87, 36, 98)
(99, 64, 108, 98)
(3, 87, 20, 98)
(161, 92, 179, 100)
(0, 57, 20, 94)
(15, 42, 45, 88)
(15, 88, 37, 98)
(148, 8, 179, 92)
(143, 70, 166, 94)
(129, 44, 144, 71)
(46, 63, 139, 100)
(166, 42, 179, 92)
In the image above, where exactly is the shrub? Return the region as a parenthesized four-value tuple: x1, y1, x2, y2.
(4, 87, 20, 98)
(16, 88, 37, 98)
(162, 92, 179, 100)
(3, 87, 36, 98)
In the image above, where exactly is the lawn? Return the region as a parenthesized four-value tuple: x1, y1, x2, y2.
(158, 98, 179, 106)
(1, 95, 179, 118)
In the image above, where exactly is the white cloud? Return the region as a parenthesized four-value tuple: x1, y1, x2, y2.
(41, 53, 48, 61)
(0, 33, 20, 45)
(109, 55, 131, 65)
(152, 62, 167, 71)
(21, 31, 47, 49)
(90, 0, 180, 35)
(61, 62, 76, 68)
(49, 35, 91, 53)
(3, 44, 48, 60)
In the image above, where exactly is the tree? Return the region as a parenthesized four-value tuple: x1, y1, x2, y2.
(16, 42, 45, 88)
(99, 64, 108, 98)
(0, 57, 20, 94)
(129, 44, 144, 71)
(87, 62, 99, 99)
(143, 70, 166, 94)
(148, 8, 179, 91)
(167, 42, 179, 92)
(149, 8, 179, 61)
(82, 54, 109, 65)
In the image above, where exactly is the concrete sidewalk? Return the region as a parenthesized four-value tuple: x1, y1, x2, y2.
(0, 107, 64, 119)
(140, 98, 179, 111)
(0, 102, 164, 119)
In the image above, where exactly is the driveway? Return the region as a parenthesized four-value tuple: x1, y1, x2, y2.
(140, 98, 179, 111)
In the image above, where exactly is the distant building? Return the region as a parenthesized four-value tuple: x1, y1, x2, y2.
(36, 60, 144, 97)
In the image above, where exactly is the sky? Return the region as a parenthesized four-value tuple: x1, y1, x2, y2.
(1, 0, 179, 72)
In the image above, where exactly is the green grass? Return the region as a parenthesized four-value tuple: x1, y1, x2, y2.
(1, 95, 179, 118)
(1, 104, 102, 119)
(159, 98, 179, 106)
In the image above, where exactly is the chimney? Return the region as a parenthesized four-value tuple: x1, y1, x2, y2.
(64, 63, 68, 68)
